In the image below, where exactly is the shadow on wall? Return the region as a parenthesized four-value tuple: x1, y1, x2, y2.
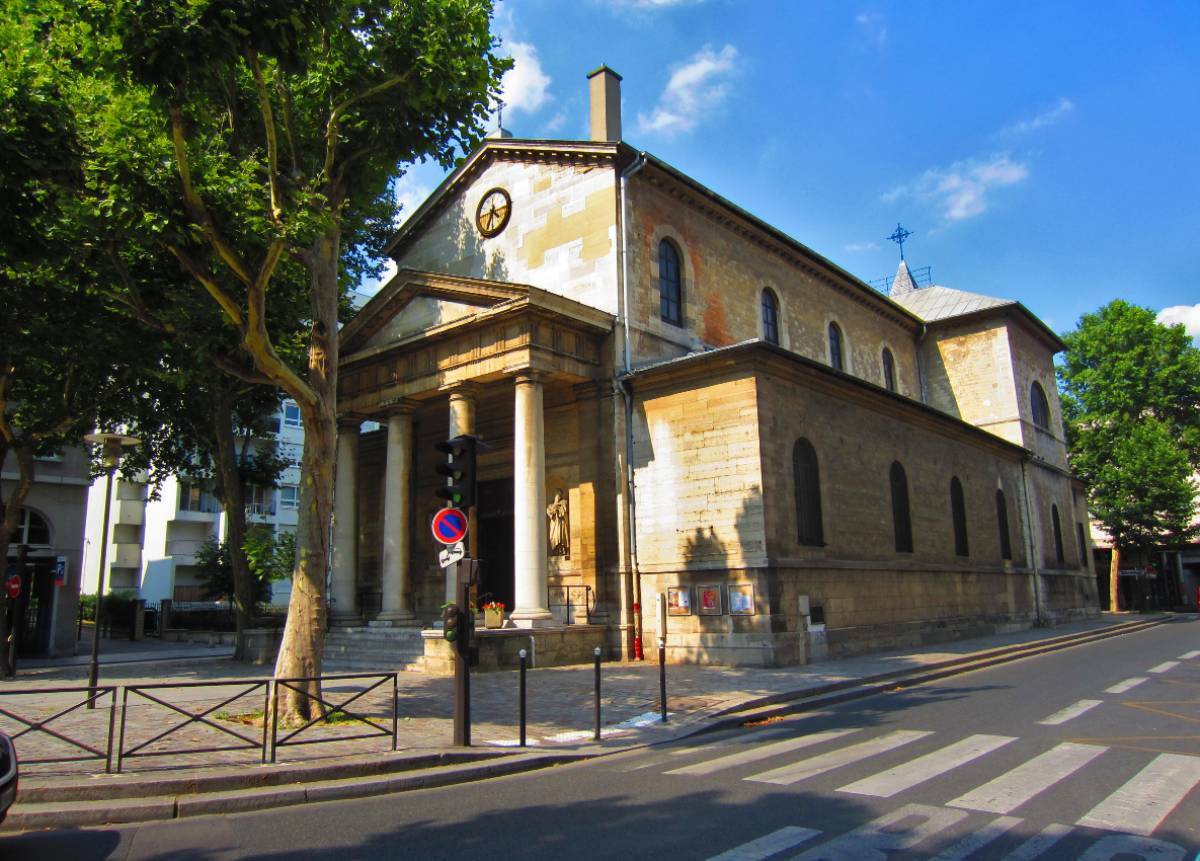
(448, 203, 511, 284)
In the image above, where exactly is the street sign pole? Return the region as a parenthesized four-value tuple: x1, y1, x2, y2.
(453, 559, 474, 747)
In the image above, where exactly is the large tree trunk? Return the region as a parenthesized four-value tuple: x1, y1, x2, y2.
(1108, 546, 1121, 611)
(211, 385, 256, 662)
(272, 227, 340, 722)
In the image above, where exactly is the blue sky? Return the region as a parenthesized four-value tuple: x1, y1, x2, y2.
(380, 0, 1200, 340)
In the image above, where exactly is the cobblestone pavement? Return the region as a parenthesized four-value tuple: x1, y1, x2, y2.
(0, 615, 1139, 783)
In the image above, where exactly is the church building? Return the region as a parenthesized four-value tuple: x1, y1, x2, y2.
(328, 67, 1098, 670)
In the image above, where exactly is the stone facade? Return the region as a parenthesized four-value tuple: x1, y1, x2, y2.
(332, 106, 1097, 669)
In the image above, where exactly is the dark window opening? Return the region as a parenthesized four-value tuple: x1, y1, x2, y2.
(793, 438, 824, 546)
(996, 489, 1013, 560)
(890, 461, 913, 553)
(1076, 522, 1089, 569)
(762, 289, 779, 345)
(828, 322, 844, 371)
(658, 239, 682, 327)
(1051, 503, 1065, 565)
(1031, 381, 1051, 431)
(951, 476, 969, 557)
(882, 348, 896, 392)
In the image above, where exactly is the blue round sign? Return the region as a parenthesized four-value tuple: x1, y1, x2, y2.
(431, 507, 468, 545)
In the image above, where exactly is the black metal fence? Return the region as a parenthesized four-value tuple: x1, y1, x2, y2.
(0, 685, 117, 772)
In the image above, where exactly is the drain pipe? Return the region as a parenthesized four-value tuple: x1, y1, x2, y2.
(618, 150, 647, 659)
(1020, 457, 1044, 626)
(915, 321, 929, 404)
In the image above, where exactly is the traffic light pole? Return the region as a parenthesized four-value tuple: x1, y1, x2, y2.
(454, 560, 474, 747)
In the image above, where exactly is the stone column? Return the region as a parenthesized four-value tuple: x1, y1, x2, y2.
(378, 402, 416, 624)
(331, 418, 361, 624)
(511, 371, 554, 627)
(444, 383, 479, 603)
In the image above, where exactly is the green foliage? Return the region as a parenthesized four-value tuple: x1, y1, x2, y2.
(1059, 300, 1200, 550)
(195, 526, 290, 607)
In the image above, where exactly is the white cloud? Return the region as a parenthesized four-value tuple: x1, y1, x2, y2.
(884, 153, 1029, 222)
(1158, 304, 1200, 341)
(394, 174, 433, 225)
(1001, 97, 1075, 135)
(498, 41, 552, 116)
(845, 241, 880, 252)
(636, 44, 739, 136)
(855, 12, 888, 46)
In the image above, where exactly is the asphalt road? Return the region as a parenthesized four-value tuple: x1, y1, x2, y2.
(5, 617, 1199, 860)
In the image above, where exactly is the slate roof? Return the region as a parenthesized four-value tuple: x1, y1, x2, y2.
(893, 284, 1014, 322)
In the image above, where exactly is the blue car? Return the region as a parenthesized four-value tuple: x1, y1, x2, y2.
(0, 731, 16, 824)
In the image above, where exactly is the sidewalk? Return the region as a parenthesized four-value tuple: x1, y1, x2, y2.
(17, 631, 234, 671)
(0, 613, 1173, 830)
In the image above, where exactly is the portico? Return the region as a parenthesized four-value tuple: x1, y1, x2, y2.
(330, 270, 616, 662)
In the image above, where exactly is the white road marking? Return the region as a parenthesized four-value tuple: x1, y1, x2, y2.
(1077, 834, 1188, 860)
(1148, 661, 1179, 674)
(1178, 650, 1200, 660)
(705, 826, 822, 861)
(999, 823, 1073, 861)
(929, 815, 1022, 861)
(1076, 752, 1200, 836)
(949, 742, 1108, 813)
(666, 728, 859, 776)
(746, 729, 932, 786)
(1037, 699, 1103, 726)
(838, 734, 1015, 798)
(1105, 677, 1148, 694)
(791, 804, 967, 860)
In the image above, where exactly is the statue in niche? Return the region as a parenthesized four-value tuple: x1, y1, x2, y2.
(547, 488, 569, 558)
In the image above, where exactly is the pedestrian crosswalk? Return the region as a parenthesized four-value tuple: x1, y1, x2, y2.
(656, 723, 1200, 844)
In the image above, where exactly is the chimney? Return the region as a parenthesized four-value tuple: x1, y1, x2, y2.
(587, 65, 622, 142)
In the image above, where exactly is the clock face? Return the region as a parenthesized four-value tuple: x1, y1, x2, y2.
(476, 188, 511, 237)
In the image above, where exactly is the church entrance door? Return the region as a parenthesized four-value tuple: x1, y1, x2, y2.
(477, 478, 515, 611)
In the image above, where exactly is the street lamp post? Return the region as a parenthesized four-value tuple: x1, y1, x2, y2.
(83, 432, 139, 707)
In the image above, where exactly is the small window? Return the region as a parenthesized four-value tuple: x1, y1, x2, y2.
(280, 485, 299, 510)
(881, 348, 896, 392)
(996, 489, 1013, 560)
(8, 508, 51, 547)
(179, 482, 219, 513)
(658, 239, 682, 326)
(1031, 382, 1051, 431)
(793, 438, 824, 546)
(761, 289, 780, 345)
(1051, 503, 1065, 564)
(828, 322, 844, 372)
(283, 402, 303, 429)
(890, 461, 913, 553)
(1076, 522, 1089, 569)
(246, 485, 276, 517)
(950, 477, 969, 557)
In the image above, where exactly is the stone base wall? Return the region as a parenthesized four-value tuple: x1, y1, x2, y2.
(420, 624, 609, 675)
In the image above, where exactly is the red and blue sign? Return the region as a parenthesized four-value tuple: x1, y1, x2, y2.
(431, 507, 468, 545)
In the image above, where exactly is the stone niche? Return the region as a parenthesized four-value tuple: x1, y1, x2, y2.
(419, 624, 608, 674)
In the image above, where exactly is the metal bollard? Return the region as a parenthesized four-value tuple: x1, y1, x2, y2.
(518, 648, 528, 747)
(593, 645, 602, 742)
(659, 637, 668, 723)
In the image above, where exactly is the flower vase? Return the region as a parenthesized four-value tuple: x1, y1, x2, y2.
(484, 607, 504, 629)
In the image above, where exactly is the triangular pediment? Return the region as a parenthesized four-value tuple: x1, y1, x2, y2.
(340, 269, 530, 354)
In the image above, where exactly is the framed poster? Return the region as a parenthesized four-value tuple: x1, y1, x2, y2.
(728, 584, 755, 615)
(697, 584, 723, 615)
(666, 586, 692, 616)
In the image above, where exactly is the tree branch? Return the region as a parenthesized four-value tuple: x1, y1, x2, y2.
(324, 72, 411, 178)
(168, 105, 255, 287)
(167, 244, 247, 333)
(244, 47, 284, 223)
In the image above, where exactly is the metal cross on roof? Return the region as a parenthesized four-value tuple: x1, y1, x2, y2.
(887, 222, 913, 260)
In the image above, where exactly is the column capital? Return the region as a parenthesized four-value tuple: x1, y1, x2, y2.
(337, 415, 366, 431)
(377, 397, 418, 418)
(511, 368, 550, 386)
(438, 380, 483, 399)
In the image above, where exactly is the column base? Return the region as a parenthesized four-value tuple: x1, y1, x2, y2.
(508, 610, 556, 629)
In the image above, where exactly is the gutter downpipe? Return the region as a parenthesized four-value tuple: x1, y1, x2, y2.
(1020, 456, 1044, 627)
(915, 321, 929, 404)
(618, 151, 647, 660)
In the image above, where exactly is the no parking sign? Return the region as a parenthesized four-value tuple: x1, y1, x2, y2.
(431, 507, 468, 546)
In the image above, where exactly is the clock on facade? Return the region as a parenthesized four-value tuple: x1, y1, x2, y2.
(475, 187, 511, 237)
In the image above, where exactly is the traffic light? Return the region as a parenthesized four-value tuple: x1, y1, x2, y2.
(442, 603, 462, 642)
(435, 434, 477, 510)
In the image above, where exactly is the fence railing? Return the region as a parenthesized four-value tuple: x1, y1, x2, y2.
(5, 673, 398, 775)
(0, 686, 117, 772)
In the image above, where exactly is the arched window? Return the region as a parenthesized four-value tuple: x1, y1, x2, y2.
(9, 508, 51, 547)
(793, 438, 824, 546)
(1051, 503, 1065, 564)
(890, 461, 913, 553)
(996, 490, 1013, 561)
(761, 289, 780, 345)
(658, 239, 682, 327)
(881, 348, 896, 392)
(828, 322, 844, 371)
(1076, 522, 1089, 569)
(950, 477, 969, 557)
(1031, 381, 1051, 431)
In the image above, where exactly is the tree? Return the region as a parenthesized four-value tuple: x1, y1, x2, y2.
(195, 524, 292, 608)
(74, 0, 508, 718)
(1059, 300, 1200, 602)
